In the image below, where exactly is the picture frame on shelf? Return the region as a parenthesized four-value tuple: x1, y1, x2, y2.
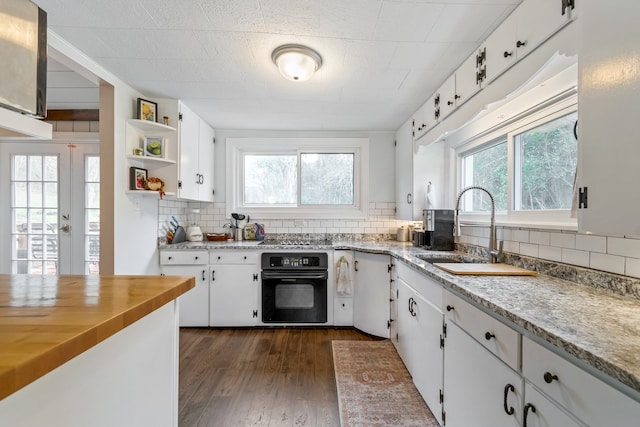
(136, 98, 157, 122)
(129, 167, 147, 190)
(144, 136, 164, 158)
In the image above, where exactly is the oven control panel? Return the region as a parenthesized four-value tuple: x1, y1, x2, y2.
(262, 253, 328, 269)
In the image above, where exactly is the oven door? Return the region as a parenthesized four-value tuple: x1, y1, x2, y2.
(261, 270, 328, 323)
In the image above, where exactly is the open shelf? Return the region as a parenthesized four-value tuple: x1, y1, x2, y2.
(126, 190, 176, 198)
(126, 119, 176, 133)
(126, 155, 176, 165)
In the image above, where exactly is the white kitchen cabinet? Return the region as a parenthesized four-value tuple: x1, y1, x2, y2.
(522, 383, 582, 427)
(577, 1, 640, 236)
(353, 252, 390, 338)
(443, 321, 522, 427)
(334, 250, 355, 326)
(396, 278, 444, 425)
(209, 251, 259, 326)
(483, 12, 518, 84)
(412, 101, 431, 142)
(395, 117, 414, 220)
(455, 50, 482, 105)
(160, 250, 209, 326)
(437, 74, 457, 121)
(155, 99, 215, 202)
(125, 119, 178, 197)
(389, 258, 398, 346)
(514, 0, 571, 60)
(523, 337, 640, 426)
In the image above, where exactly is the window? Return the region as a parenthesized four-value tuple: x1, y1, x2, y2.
(458, 104, 577, 223)
(85, 155, 100, 275)
(227, 138, 368, 219)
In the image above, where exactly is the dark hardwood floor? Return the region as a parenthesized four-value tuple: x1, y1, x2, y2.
(179, 327, 379, 427)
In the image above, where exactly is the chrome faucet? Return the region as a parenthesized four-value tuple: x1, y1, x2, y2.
(454, 185, 503, 263)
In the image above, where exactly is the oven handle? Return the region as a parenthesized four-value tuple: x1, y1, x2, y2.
(262, 271, 328, 280)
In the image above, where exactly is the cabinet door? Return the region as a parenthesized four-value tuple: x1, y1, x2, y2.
(353, 252, 390, 338)
(455, 51, 481, 106)
(177, 102, 200, 201)
(413, 102, 430, 141)
(197, 119, 215, 202)
(515, 0, 569, 59)
(397, 279, 444, 425)
(444, 321, 522, 427)
(438, 74, 457, 120)
(578, 1, 640, 236)
(161, 265, 209, 327)
(210, 265, 259, 326)
(484, 11, 517, 83)
(395, 118, 414, 220)
(523, 384, 581, 427)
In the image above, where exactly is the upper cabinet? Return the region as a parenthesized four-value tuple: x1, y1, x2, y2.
(577, 0, 640, 236)
(396, 118, 414, 220)
(156, 99, 216, 203)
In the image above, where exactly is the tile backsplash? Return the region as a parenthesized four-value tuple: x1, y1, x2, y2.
(458, 224, 640, 280)
(158, 200, 410, 241)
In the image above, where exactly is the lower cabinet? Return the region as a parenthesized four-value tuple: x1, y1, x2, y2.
(443, 321, 522, 427)
(209, 251, 259, 327)
(353, 252, 390, 338)
(397, 277, 444, 425)
(160, 250, 209, 327)
(522, 383, 582, 427)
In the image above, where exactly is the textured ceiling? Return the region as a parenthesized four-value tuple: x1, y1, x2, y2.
(36, 0, 522, 131)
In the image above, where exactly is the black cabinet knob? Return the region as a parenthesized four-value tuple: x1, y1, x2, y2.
(485, 332, 496, 341)
(446, 305, 454, 312)
(504, 51, 513, 58)
(447, 100, 454, 106)
(454, 94, 461, 100)
(543, 372, 559, 383)
(168, 256, 172, 260)
(516, 40, 527, 48)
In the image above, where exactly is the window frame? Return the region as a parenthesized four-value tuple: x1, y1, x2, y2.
(226, 138, 369, 219)
(456, 96, 578, 228)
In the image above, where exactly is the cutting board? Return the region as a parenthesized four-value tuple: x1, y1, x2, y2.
(433, 262, 537, 276)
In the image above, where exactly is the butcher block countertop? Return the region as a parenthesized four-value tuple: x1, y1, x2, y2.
(0, 274, 194, 400)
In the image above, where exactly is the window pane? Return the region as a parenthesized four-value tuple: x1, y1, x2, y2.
(300, 153, 354, 205)
(86, 155, 100, 182)
(515, 112, 577, 210)
(244, 155, 297, 204)
(13, 155, 26, 180)
(462, 142, 508, 211)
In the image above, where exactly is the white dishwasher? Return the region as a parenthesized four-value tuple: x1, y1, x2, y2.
(160, 250, 209, 327)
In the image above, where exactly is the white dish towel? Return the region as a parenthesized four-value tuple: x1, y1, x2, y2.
(336, 255, 352, 296)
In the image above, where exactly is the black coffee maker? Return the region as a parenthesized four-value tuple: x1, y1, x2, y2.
(422, 209, 455, 250)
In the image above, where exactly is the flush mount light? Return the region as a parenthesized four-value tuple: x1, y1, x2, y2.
(271, 44, 323, 82)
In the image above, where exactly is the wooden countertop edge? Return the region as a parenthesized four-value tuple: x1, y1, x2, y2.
(0, 276, 194, 401)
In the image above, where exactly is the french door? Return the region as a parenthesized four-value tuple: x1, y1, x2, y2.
(1, 142, 99, 275)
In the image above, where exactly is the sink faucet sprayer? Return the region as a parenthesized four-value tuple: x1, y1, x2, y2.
(454, 185, 504, 263)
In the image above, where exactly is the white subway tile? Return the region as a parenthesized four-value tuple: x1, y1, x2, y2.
(561, 249, 589, 267)
(538, 245, 562, 262)
(502, 241, 520, 253)
(57, 121, 73, 132)
(550, 232, 575, 248)
(520, 243, 539, 258)
(590, 252, 625, 275)
(625, 258, 640, 278)
(512, 229, 529, 243)
(339, 228, 353, 233)
(575, 234, 607, 253)
(90, 121, 99, 132)
(73, 121, 90, 132)
(608, 236, 640, 258)
(529, 231, 550, 246)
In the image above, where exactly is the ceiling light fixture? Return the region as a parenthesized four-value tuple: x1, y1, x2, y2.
(271, 44, 322, 82)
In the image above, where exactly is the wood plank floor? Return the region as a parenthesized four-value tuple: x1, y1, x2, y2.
(179, 327, 379, 427)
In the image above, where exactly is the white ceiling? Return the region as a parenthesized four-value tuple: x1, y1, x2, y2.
(36, 0, 522, 131)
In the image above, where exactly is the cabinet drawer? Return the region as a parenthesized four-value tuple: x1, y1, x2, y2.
(523, 337, 640, 427)
(160, 250, 208, 265)
(444, 292, 520, 370)
(209, 251, 258, 265)
(396, 262, 442, 307)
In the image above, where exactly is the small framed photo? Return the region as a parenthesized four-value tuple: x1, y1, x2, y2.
(129, 167, 147, 190)
(137, 98, 157, 122)
(144, 137, 164, 158)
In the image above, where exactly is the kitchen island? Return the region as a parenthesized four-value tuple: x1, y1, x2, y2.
(0, 274, 194, 427)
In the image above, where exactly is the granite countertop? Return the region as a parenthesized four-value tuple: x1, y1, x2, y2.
(0, 275, 194, 400)
(159, 240, 640, 396)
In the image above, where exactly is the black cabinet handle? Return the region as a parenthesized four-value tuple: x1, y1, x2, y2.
(485, 332, 495, 341)
(516, 40, 527, 48)
(454, 94, 461, 100)
(354, 260, 359, 272)
(544, 372, 559, 383)
(447, 100, 454, 106)
(211, 270, 215, 281)
(410, 299, 417, 317)
(168, 256, 172, 260)
(195, 256, 199, 260)
(504, 51, 513, 58)
(503, 384, 515, 415)
(523, 403, 536, 427)
(217, 256, 221, 260)
(446, 305, 454, 312)
(202, 270, 206, 281)
(408, 297, 414, 314)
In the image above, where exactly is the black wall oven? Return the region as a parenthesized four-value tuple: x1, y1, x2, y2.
(261, 253, 328, 323)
